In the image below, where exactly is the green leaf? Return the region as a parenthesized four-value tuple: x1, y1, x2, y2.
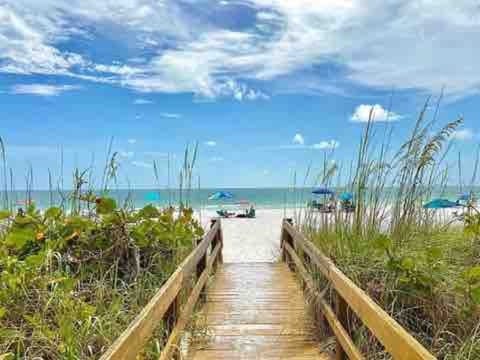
(4, 228, 35, 250)
(25, 252, 46, 268)
(96, 197, 117, 214)
(14, 215, 36, 226)
(426, 247, 442, 261)
(401, 257, 415, 271)
(465, 266, 480, 283)
(373, 234, 391, 251)
(471, 286, 480, 304)
(0, 210, 11, 220)
(138, 204, 160, 219)
(0, 353, 14, 360)
(0, 307, 6, 319)
(45, 206, 63, 220)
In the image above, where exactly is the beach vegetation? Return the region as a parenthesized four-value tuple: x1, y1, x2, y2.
(0, 142, 203, 359)
(299, 97, 480, 358)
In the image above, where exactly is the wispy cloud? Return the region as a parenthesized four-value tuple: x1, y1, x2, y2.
(292, 133, 305, 145)
(133, 98, 154, 105)
(132, 160, 153, 169)
(143, 151, 169, 159)
(209, 156, 224, 162)
(351, 104, 402, 123)
(160, 113, 182, 119)
(450, 128, 475, 141)
(312, 140, 339, 150)
(205, 140, 217, 147)
(127, 138, 137, 144)
(10, 84, 81, 96)
(119, 151, 134, 159)
(3, 1, 480, 99)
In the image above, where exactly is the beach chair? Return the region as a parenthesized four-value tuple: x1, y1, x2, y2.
(217, 209, 235, 218)
(340, 200, 355, 213)
(319, 202, 336, 213)
(308, 200, 324, 211)
(235, 207, 256, 218)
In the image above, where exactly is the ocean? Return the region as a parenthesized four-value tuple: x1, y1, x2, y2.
(2, 186, 474, 210)
(4, 188, 303, 210)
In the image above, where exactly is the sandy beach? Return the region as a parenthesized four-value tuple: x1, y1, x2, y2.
(197, 208, 299, 263)
(195, 205, 465, 263)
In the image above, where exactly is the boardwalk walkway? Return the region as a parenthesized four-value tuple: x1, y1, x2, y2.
(187, 217, 329, 359)
(101, 217, 436, 360)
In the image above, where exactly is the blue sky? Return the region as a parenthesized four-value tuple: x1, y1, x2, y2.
(1, 0, 480, 189)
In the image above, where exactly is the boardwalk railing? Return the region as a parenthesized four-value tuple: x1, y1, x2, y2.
(281, 218, 436, 360)
(100, 218, 223, 360)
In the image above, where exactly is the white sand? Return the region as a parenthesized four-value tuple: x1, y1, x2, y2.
(197, 208, 299, 263)
(194, 205, 465, 263)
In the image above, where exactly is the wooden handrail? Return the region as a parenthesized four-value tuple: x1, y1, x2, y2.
(281, 219, 436, 360)
(100, 218, 223, 360)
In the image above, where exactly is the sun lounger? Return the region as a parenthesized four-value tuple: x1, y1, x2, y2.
(217, 210, 236, 218)
(235, 207, 256, 218)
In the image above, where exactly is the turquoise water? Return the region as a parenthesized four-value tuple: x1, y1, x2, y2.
(4, 188, 302, 210)
(2, 187, 474, 210)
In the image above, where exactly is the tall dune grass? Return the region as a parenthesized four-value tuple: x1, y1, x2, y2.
(300, 99, 480, 358)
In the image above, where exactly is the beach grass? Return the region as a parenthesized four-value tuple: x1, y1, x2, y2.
(298, 98, 480, 358)
(0, 143, 204, 359)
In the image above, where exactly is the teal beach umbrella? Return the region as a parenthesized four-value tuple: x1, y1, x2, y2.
(423, 198, 459, 209)
(339, 192, 353, 201)
(208, 191, 234, 200)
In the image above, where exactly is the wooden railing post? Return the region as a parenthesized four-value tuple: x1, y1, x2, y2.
(281, 218, 294, 264)
(196, 237, 207, 303)
(335, 293, 348, 360)
(211, 218, 223, 268)
(162, 293, 179, 359)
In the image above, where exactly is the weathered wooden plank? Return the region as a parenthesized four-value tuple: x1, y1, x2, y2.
(284, 242, 364, 360)
(283, 220, 436, 360)
(187, 262, 330, 359)
(99, 221, 221, 360)
(159, 242, 222, 360)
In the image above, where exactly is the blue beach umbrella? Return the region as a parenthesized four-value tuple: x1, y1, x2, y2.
(208, 191, 234, 201)
(339, 192, 353, 201)
(423, 198, 459, 209)
(145, 192, 160, 201)
(312, 187, 335, 195)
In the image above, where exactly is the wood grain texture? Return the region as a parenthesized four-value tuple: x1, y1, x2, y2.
(159, 242, 222, 360)
(282, 220, 436, 360)
(99, 220, 221, 360)
(283, 243, 364, 360)
(187, 263, 331, 360)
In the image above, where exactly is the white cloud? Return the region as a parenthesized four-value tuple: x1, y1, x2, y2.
(205, 141, 217, 147)
(209, 156, 224, 162)
(292, 133, 305, 145)
(127, 138, 137, 144)
(450, 128, 474, 141)
(119, 150, 134, 158)
(312, 140, 339, 150)
(3, 1, 480, 99)
(160, 113, 181, 119)
(132, 160, 153, 169)
(133, 98, 153, 105)
(350, 104, 401, 123)
(10, 84, 80, 96)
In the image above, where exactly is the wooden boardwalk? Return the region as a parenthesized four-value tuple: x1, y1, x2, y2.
(100, 219, 435, 360)
(187, 262, 330, 359)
